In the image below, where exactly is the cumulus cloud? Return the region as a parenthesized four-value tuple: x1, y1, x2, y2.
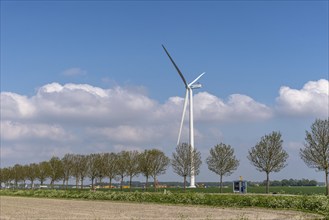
(1, 82, 176, 164)
(1, 120, 73, 141)
(0, 92, 36, 119)
(3, 80, 326, 168)
(1, 82, 274, 127)
(276, 79, 329, 117)
(33, 83, 158, 126)
(1, 80, 327, 182)
(88, 125, 165, 145)
(1, 120, 77, 163)
(194, 92, 273, 122)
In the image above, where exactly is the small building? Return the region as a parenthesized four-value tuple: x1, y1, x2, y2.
(233, 180, 247, 193)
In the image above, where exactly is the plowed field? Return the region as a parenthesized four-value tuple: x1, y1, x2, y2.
(0, 196, 323, 219)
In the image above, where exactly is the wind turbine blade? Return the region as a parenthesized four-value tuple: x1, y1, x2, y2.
(162, 45, 188, 88)
(188, 72, 205, 87)
(177, 89, 189, 146)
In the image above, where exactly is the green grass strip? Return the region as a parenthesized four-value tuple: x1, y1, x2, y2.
(1, 189, 328, 217)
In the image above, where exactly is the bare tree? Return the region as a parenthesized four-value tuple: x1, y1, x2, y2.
(78, 155, 89, 189)
(37, 161, 50, 186)
(300, 118, 329, 196)
(104, 152, 118, 188)
(87, 153, 102, 189)
(61, 154, 74, 190)
(116, 151, 128, 190)
(12, 164, 23, 188)
(140, 149, 169, 191)
(96, 153, 107, 185)
(206, 143, 239, 193)
(171, 143, 202, 191)
(139, 149, 154, 191)
(26, 163, 38, 189)
(71, 154, 88, 189)
(247, 131, 288, 194)
(71, 154, 80, 188)
(48, 156, 64, 188)
(0, 167, 12, 188)
(21, 165, 29, 186)
(125, 150, 140, 191)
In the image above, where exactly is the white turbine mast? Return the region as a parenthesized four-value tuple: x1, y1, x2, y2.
(162, 45, 205, 188)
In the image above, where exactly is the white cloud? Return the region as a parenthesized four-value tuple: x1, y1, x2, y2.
(1, 121, 77, 164)
(88, 125, 162, 144)
(1, 120, 74, 141)
(0, 92, 36, 119)
(276, 79, 329, 117)
(1, 82, 274, 127)
(194, 92, 273, 122)
(1, 80, 325, 174)
(61, 67, 87, 76)
(32, 83, 158, 126)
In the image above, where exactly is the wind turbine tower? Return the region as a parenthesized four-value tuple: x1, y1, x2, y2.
(162, 45, 205, 188)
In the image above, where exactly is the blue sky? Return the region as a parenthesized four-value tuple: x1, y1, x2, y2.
(1, 1, 328, 183)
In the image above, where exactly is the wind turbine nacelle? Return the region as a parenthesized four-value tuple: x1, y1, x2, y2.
(190, 83, 202, 89)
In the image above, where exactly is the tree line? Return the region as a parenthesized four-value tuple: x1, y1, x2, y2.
(0, 118, 328, 195)
(260, 178, 318, 187)
(0, 150, 170, 191)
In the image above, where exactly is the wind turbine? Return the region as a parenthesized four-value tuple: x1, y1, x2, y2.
(162, 45, 205, 188)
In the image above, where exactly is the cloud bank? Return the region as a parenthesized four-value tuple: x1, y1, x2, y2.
(1, 79, 328, 169)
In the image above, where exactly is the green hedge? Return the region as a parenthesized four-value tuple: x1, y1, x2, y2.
(1, 189, 328, 217)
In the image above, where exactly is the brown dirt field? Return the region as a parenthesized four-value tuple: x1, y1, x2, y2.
(0, 196, 324, 220)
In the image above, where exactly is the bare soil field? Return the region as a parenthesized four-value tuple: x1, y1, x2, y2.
(0, 196, 324, 220)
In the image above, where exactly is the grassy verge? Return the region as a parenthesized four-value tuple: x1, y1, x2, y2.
(95, 186, 326, 195)
(1, 189, 328, 217)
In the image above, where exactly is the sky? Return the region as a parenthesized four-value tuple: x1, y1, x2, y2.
(1, 1, 328, 183)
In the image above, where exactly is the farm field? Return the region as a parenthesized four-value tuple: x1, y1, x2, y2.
(1, 189, 328, 218)
(0, 196, 324, 220)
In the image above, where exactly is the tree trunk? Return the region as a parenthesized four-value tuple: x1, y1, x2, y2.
(220, 175, 223, 193)
(129, 176, 132, 192)
(120, 175, 124, 191)
(91, 177, 95, 190)
(183, 176, 186, 192)
(266, 172, 270, 194)
(145, 176, 148, 191)
(80, 177, 84, 189)
(154, 177, 157, 192)
(66, 178, 69, 190)
(109, 178, 112, 190)
(325, 169, 329, 196)
(75, 177, 79, 189)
